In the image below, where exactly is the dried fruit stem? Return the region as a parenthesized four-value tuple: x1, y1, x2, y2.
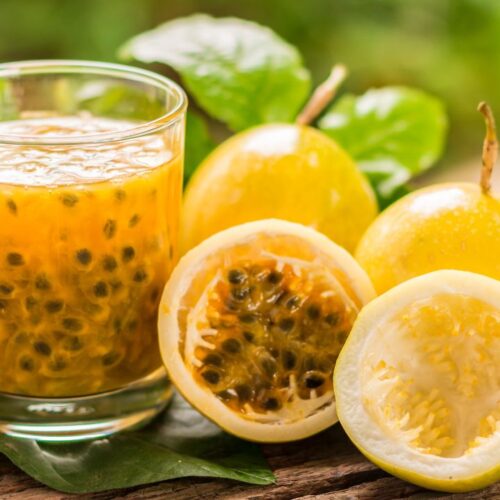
(478, 101, 498, 195)
(296, 64, 348, 126)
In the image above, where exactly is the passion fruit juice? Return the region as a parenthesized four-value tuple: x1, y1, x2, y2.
(0, 115, 182, 397)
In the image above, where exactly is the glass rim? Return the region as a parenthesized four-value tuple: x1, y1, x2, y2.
(0, 59, 187, 146)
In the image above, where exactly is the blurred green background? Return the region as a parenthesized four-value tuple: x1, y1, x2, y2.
(1, 0, 498, 177)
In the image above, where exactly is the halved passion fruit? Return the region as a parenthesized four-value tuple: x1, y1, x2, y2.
(158, 219, 375, 442)
(334, 270, 500, 492)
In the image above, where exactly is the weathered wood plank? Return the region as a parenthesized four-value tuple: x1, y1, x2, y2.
(0, 425, 497, 499)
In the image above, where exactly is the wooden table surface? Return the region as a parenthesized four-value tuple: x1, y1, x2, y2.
(1, 424, 498, 499)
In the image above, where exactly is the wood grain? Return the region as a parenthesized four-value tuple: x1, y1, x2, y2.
(0, 425, 498, 499)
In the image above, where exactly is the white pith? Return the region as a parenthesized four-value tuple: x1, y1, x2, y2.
(159, 219, 375, 442)
(335, 270, 500, 484)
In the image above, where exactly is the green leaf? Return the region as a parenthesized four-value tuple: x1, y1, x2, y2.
(121, 14, 311, 131)
(76, 81, 166, 121)
(318, 87, 448, 206)
(0, 394, 274, 494)
(185, 111, 216, 185)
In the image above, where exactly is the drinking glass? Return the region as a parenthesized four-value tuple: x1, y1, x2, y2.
(0, 60, 186, 441)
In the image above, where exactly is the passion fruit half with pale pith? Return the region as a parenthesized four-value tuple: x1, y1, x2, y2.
(158, 219, 375, 442)
(334, 270, 500, 492)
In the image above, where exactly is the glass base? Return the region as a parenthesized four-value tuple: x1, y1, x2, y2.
(0, 368, 172, 442)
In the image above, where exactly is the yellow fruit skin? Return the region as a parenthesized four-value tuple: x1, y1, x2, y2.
(355, 182, 500, 294)
(182, 124, 377, 254)
(347, 436, 500, 493)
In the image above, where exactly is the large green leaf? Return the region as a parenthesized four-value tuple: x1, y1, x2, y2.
(185, 111, 216, 185)
(121, 14, 311, 132)
(0, 394, 274, 494)
(319, 87, 447, 207)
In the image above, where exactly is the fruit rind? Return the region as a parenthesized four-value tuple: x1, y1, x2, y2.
(334, 270, 500, 492)
(160, 219, 375, 442)
(182, 124, 378, 254)
(355, 182, 500, 294)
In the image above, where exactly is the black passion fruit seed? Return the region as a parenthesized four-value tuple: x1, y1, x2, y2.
(103, 219, 117, 239)
(61, 193, 79, 207)
(102, 351, 120, 366)
(102, 255, 118, 272)
(25, 296, 37, 310)
(194, 260, 357, 416)
(93, 281, 108, 298)
(261, 356, 277, 377)
(62, 335, 83, 351)
(231, 287, 251, 301)
(45, 300, 64, 314)
(19, 356, 35, 371)
(267, 271, 283, 284)
(35, 274, 51, 290)
(262, 397, 281, 411)
(235, 384, 252, 402)
(133, 269, 147, 283)
(115, 189, 126, 201)
(150, 287, 160, 303)
(122, 246, 135, 263)
(62, 317, 84, 331)
(204, 353, 223, 366)
(304, 371, 326, 389)
(279, 317, 295, 331)
(228, 269, 246, 285)
(129, 214, 140, 227)
(282, 350, 297, 370)
(239, 313, 256, 323)
(222, 338, 241, 354)
(33, 341, 52, 356)
(325, 313, 339, 326)
(7, 252, 24, 266)
(49, 358, 67, 372)
(307, 304, 321, 320)
(0, 283, 14, 295)
(202, 369, 220, 385)
(6, 199, 17, 214)
(243, 331, 255, 342)
(75, 249, 92, 266)
(285, 295, 301, 310)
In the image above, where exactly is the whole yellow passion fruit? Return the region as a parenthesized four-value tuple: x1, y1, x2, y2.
(356, 102, 500, 294)
(182, 66, 378, 254)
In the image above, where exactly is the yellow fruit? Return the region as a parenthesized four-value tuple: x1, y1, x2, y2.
(182, 124, 377, 254)
(159, 219, 375, 442)
(356, 102, 500, 294)
(334, 270, 500, 493)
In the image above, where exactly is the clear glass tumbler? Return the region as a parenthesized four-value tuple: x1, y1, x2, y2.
(0, 60, 186, 441)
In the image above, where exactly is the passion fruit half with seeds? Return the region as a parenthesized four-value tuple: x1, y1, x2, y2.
(159, 219, 375, 442)
(334, 271, 500, 492)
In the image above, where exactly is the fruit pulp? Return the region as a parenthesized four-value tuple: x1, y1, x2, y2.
(194, 258, 359, 417)
(159, 220, 376, 442)
(0, 115, 182, 397)
(334, 271, 500, 492)
(363, 293, 500, 458)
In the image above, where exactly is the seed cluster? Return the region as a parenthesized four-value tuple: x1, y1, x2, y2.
(0, 152, 182, 398)
(194, 260, 357, 415)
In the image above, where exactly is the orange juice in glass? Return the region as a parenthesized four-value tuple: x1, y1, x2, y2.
(0, 61, 186, 441)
